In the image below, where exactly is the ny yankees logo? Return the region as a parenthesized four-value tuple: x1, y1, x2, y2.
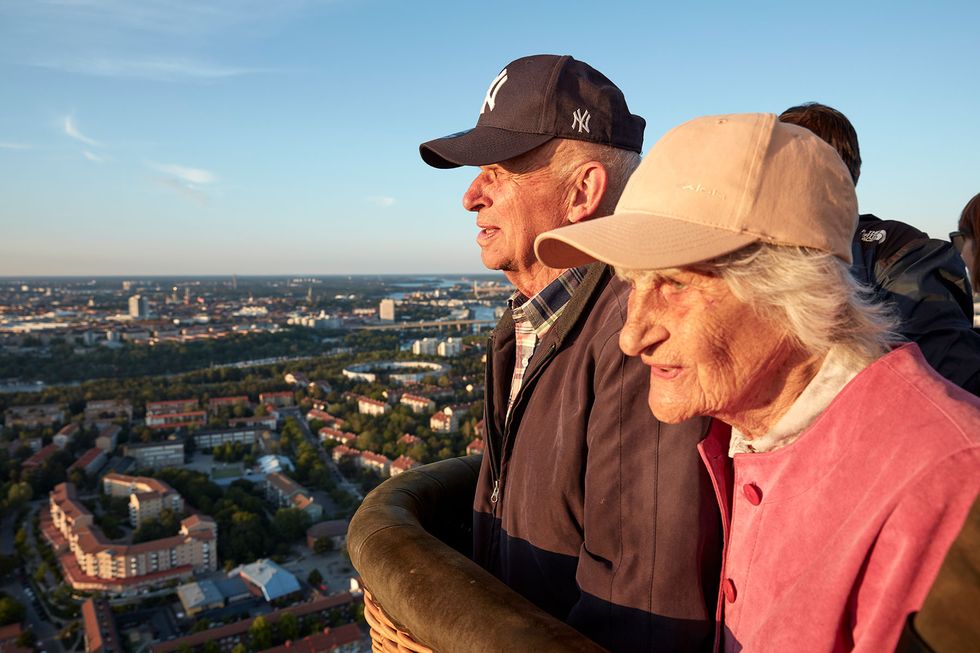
(572, 108, 591, 133)
(481, 69, 508, 114)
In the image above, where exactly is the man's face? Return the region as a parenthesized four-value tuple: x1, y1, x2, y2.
(618, 269, 794, 425)
(461, 144, 570, 277)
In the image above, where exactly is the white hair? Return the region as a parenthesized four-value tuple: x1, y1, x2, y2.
(618, 244, 902, 367)
(551, 140, 641, 215)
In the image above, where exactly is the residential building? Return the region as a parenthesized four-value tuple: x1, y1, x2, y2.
(176, 580, 226, 616)
(258, 391, 294, 407)
(4, 403, 63, 429)
(360, 451, 391, 476)
(318, 427, 357, 447)
(331, 445, 360, 464)
(284, 372, 309, 387)
(68, 447, 108, 476)
(84, 399, 133, 424)
(193, 426, 263, 449)
(264, 472, 323, 520)
(466, 438, 485, 456)
(145, 410, 206, 430)
(228, 414, 277, 430)
(95, 424, 121, 452)
(128, 294, 149, 319)
(390, 455, 420, 476)
(379, 298, 396, 322)
(398, 433, 421, 447)
(81, 598, 121, 653)
(23, 444, 60, 473)
(150, 594, 361, 653)
(429, 412, 458, 433)
(400, 393, 435, 414)
(207, 396, 250, 414)
(357, 396, 389, 416)
(124, 440, 184, 469)
(53, 422, 80, 449)
(103, 473, 184, 527)
(145, 399, 199, 416)
(45, 483, 217, 595)
(437, 337, 463, 357)
(411, 338, 438, 355)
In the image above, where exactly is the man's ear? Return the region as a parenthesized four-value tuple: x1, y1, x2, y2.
(567, 161, 608, 224)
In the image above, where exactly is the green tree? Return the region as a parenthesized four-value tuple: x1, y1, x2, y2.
(277, 612, 300, 641)
(202, 642, 221, 653)
(249, 615, 272, 650)
(0, 595, 26, 626)
(271, 508, 311, 544)
(307, 568, 323, 587)
(231, 644, 248, 653)
(313, 537, 333, 554)
(6, 481, 32, 508)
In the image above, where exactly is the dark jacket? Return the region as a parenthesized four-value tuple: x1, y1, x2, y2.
(474, 263, 720, 653)
(852, 214, 980, 395)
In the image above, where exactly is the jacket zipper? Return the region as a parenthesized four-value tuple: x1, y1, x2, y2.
(488, 342, 559, 511)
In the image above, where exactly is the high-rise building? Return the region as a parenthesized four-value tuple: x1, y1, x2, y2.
(379, 298, 396, 322)
(128, 295, 149, 319)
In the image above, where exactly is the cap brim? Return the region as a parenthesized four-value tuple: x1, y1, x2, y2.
(420, 127, 553, 169)
(535, 211, 759, 271)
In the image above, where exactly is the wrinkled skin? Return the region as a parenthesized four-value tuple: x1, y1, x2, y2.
(618, 269, 821, 437)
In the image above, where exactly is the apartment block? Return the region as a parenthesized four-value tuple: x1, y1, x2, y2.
(124, 440, 185, 469)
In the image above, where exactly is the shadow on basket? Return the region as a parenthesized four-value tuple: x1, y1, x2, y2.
(348, 455, 608, 653)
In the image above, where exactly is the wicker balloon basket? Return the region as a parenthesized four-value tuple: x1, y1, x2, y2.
(364, 589, 435, 653)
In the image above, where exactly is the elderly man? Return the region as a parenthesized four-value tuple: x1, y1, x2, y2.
(779, 102, 980, 395)
(419, 55, 718, 651)
(536, 113, 980, 651)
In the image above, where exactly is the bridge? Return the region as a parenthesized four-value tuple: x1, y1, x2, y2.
(357, 318, 498, 332)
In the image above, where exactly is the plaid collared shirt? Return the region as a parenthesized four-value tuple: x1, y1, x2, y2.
(506, 267, 587, 415)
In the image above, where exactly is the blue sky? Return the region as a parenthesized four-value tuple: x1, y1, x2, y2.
(1, 0, 977, 275)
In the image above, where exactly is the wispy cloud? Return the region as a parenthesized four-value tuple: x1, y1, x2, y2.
(82, 150, 106, 162)
(150, 162, 217, 185)
(152, 176, 209, 206)
(35, 57, 274, 82)
(367, 196, 396, 208)
(148, 161, 218, 203)
(0, 142, 33, 150)
(63, 116, 101, 146)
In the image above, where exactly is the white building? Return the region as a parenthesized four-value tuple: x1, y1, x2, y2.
(438, 337, 463, 357)
(128, 295, 149, 320)
(379, 298, 396, 322)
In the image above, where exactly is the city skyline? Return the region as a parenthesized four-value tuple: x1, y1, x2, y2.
(2, 0, 978, 275)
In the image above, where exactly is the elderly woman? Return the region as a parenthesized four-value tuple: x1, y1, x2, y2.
(534, 114, 980, 652)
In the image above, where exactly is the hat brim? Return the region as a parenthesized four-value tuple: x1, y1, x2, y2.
(420, 127, 554, 169)
(535, 211, 760, 271)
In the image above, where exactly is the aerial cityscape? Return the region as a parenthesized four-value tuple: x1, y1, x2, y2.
(0, 275, 507, 652)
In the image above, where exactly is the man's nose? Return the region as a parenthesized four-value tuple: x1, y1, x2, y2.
(463, 174, 489, 212)
(619, 292, 667, 357)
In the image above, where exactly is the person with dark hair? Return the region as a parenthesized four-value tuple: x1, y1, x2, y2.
(779, 102, 980, 395)
(414, 55, 720, 652)
(955, 192, 980, 287)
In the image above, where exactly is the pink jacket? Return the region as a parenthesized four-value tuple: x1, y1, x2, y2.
(698, 345, 980, 652)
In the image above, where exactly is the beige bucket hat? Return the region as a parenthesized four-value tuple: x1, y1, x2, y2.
(534, 112, 858, 271)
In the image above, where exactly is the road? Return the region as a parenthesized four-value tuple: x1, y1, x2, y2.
(280, 407, 363, 502)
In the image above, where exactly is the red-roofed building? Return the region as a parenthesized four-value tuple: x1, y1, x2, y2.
(82, 598, 121, 653)
(390, 455, 419, 476)
(318, 427, 358, 447)
(207, 395, 250, 414)
(331, 445, 360, 464)
(69, 447, 107, 476)
(398, 433, 421, 446)
(264, 473, 322, 520)
(259, 624, 364, 653)
(0, 623, 31, 653)
(24, 443, 60, 472)
(145, 399, 198, 416)
(429, 411, 458, 433)
(466, 438, 485, 456)
(145, 410, 206, 430)
(359, 451, 391, 476)
(357, 396, 389, 416)
(399, 393, 435, 414)
(95, 423, 121, 452)
(259, 391, 294, 407)
(53, 422, 80, 449)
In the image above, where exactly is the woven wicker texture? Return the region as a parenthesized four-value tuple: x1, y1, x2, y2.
(364, 588, 435, 653)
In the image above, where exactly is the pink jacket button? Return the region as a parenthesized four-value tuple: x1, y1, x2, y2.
(724, 578, 737, 603)
(743, 483, 763, 505)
